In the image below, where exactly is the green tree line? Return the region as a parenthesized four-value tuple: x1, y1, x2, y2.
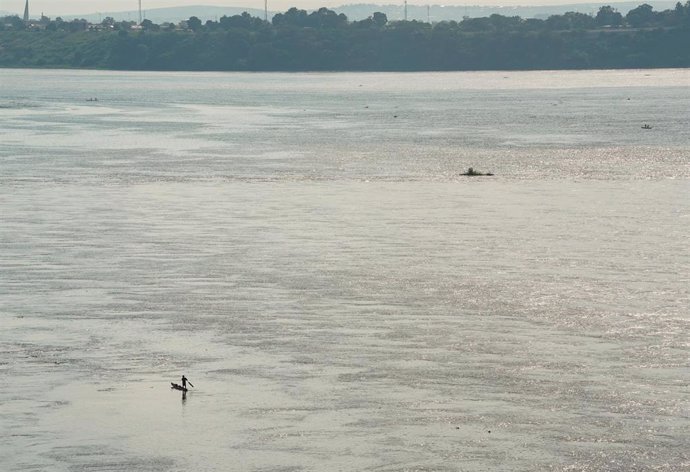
(1, 3, 689, 70)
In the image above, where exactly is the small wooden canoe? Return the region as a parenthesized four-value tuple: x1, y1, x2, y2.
(171, 382, 188, 392)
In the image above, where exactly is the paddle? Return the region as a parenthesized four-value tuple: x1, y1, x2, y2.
(188, 381, 194, 388)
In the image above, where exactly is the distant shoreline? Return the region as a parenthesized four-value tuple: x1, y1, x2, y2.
(2, 1, 681, 24)
(2, 29, 688, 72)
(2, 64, 688, 72)
(2, 5, 689, 72)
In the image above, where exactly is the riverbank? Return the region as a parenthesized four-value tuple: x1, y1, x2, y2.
(1, 24, 689, 71)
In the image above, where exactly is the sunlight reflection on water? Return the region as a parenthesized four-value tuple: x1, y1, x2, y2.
(0, 69, 688, 471)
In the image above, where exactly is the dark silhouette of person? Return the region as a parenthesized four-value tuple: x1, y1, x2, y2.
(181, 375, 188, 388)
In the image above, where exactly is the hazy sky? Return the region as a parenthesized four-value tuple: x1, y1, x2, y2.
(2, 0, 612, 16)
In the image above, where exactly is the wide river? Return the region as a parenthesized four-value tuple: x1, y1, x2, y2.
(1, 69, 688, 471)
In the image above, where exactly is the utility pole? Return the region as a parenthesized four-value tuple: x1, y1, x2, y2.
(264, 0, 268, 22)
(138, 0, 142, 24)
(404, 0, 407, 21)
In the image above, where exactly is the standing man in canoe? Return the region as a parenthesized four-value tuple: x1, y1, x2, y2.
(181, 375, 193, 389)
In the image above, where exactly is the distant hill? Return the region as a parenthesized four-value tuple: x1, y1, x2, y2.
(61, 6, 271, 24)
(337, 2, 678, 21)
(11, 1, 679, 23)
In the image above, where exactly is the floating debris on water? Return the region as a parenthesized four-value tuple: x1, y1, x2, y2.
(460, 167, 494, 176)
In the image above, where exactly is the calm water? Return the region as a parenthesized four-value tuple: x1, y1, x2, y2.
(1, 69, 688, 471)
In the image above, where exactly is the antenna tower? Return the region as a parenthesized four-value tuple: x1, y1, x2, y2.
(404, 0, 407, 21)
(23, 0, 29, 22)
(138, 0, 142, 24)
(265, 0, 268, 22)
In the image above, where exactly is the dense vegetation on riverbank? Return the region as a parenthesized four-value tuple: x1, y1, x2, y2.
(1, 3, 689, 71)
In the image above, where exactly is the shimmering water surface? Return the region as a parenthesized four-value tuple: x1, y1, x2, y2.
(1, 69, 688, 471)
